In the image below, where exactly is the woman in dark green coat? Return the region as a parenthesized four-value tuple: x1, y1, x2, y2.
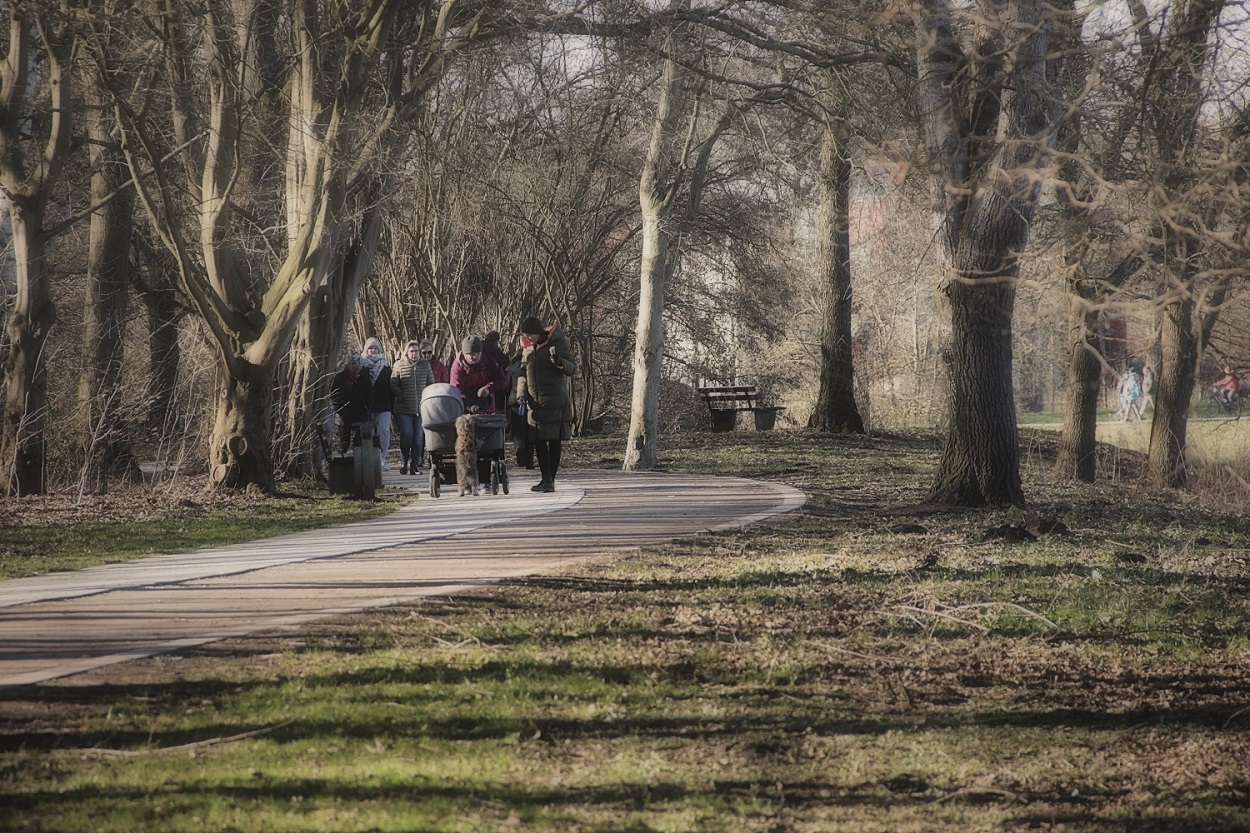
(517, 316, 577, 492)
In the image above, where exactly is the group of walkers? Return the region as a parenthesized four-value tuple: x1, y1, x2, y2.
(1114, 365, 1154, 422)
(1115, 363, 1249, 420)
(330, 316, 577, 493)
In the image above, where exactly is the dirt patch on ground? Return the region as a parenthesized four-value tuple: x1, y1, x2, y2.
(0, 477, 253, 529)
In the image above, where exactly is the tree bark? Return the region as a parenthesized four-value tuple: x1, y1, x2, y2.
(277, 204, 382, 480)
(1146, 294, 1199, 488)
(78, 79, 136, 495)
(927, 233, 1024, 506)
(1053, 281, 1102, 481)
(915, 0, 1061, 506)
(0, 13, 73, 496)
(625, 213, 670, 471)
(1139, 0, 1227, 488)
(1, 205, 54, 496)
(807, 117, 863, 434)
(624, 12, 688, 472)
(210, 371, 275, 493)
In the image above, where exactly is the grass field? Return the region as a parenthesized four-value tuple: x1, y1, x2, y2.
(1021, 408, 1250, 468)
(0, 480, 411, 581)
(2, 430, 1249, 832)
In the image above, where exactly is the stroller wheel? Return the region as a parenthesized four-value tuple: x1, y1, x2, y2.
(430, 469, 440, 498)
(501, 463, 509, 495)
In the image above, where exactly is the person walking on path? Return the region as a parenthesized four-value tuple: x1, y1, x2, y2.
(1115, 368, 1142, 422)
(391, 340, 435, 474)
(362, 337, 394, 470)
(506, 336, 535, 470)
(1134, 365, 1155, 420)
(451, 335, 508, 414)
(330, 352, 373, 454)
(518, 315, 577, 493)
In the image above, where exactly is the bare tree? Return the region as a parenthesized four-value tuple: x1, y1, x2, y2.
(0, 5, 75, 496)
(1134, 0, 1235, 488)
(807, 95, 864, 433)
(112, 0, 485, 491)
(913, 0, 1066, 506)
(77, 27, 136, 495)
(625, 4, 741, 470)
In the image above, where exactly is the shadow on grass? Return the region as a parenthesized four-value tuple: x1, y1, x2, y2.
(4, 761, 1250, 833)
(6, 645, 1249, 756)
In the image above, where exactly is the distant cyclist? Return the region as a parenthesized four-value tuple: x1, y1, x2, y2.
(1216, 366, 1241, 407)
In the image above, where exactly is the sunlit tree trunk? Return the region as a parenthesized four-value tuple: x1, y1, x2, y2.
(625, 13, 688, 472)
(0, 12, 73, 496)
(625, 2, 738, 470)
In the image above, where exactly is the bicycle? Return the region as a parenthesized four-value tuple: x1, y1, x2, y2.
(1195, 383, 1245, 419)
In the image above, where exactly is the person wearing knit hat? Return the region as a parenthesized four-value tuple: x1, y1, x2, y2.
(361, 337, 393, 469)
(451, 334, 507, 414)
(516, 316, 577, 492)
(519, 316, 546, 338)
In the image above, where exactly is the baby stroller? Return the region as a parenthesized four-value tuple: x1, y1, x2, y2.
(420, 383, 510, 498)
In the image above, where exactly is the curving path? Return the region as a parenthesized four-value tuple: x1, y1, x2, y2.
(0, 469, 804, 688)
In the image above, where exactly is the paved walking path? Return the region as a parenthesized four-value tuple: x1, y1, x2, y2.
(0, 469, 804, 689)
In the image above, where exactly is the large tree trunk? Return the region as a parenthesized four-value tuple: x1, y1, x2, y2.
(1138, 0, 1227, 490)
(808, 119, 863, 434)
(1, 205, 53, 496)
(915, 0, 1060, 506)
(0, 14, 72, 496)
(277, 200, 383, 480)
(78, 83, 136, 495)
(927, 241, 1023, 506)
(1052, 282, 1102, 482)
(624, 215, 669, 471)
(624, 13, 687, 473)
(1146, 294, 1199, 488)
(211, 370, 276, 493)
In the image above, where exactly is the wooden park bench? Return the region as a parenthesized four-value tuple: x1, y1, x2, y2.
(696, 385, 785, 432)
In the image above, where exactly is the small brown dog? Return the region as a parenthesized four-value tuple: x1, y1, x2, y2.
(454, 414, 480, 497)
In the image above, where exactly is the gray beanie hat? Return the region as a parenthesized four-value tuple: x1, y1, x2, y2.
(462, 335, 484, 354)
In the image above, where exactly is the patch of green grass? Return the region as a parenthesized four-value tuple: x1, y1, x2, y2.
(3, 430, 1250, 831)
(0, 481, 411, 580)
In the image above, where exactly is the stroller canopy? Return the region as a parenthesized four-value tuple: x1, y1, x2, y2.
(420, 383, 464, 428)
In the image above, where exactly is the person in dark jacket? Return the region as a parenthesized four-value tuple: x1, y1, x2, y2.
(450, 335, 507, 414)
(330, 352, 373, 454)
(362, 337, 394, 469)
(506, 338, 535, 469)
(482, 330, 511, 413)
(517, 316, 576, 492)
